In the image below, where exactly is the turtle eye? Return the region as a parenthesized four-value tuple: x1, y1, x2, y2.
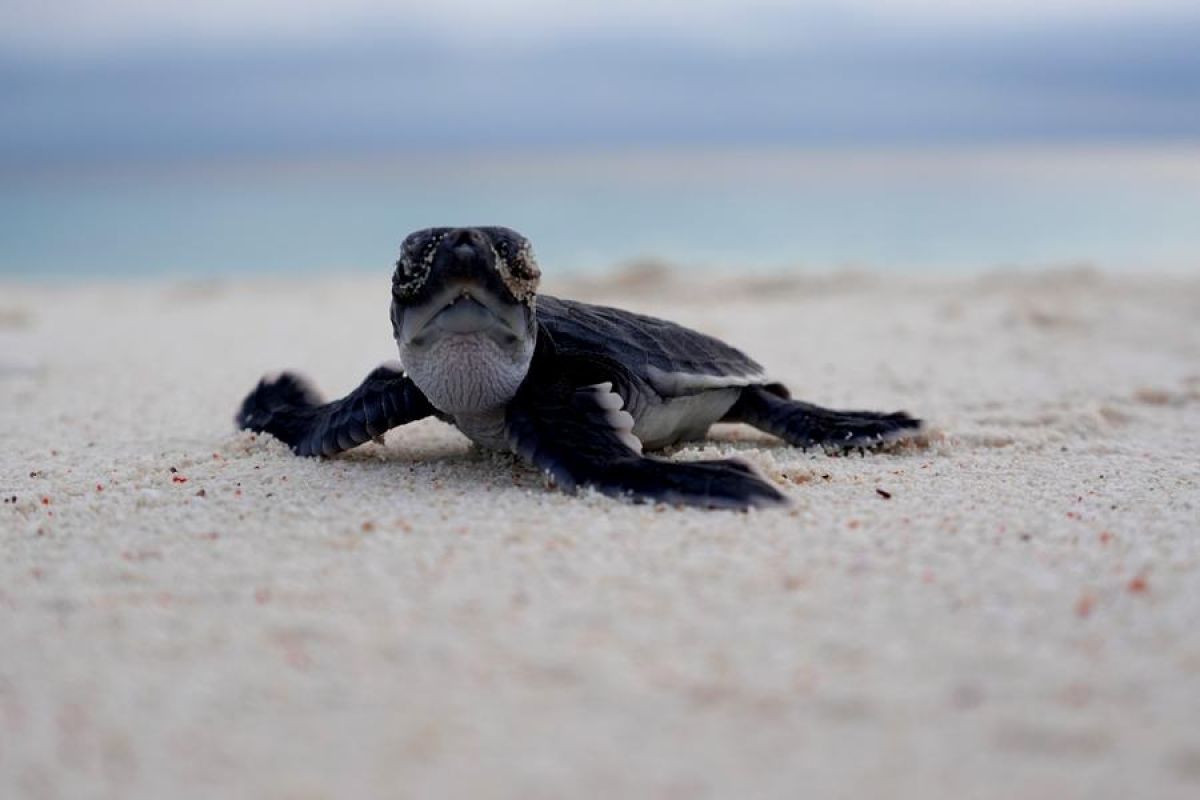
(394, 252, 413, 277)
(392, 230, 443, 299)
(491, 233, 540, 303)
(508, 238, 540, 281)
(391, 254, 420, 298)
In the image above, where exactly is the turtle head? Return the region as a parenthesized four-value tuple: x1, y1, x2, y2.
(390, 226, 541, 414)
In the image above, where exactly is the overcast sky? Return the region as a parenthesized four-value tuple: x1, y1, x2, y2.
(3, 0, 1195, 52)
(2, 0, 1198, 167)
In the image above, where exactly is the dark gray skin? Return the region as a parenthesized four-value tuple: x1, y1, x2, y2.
(237, 226, 922, 509)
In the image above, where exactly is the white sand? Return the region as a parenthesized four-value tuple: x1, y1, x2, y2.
(2, 267, 1199, 799)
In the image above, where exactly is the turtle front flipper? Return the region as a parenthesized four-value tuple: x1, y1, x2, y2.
(236, 363, 435, 457)
(726, 385, 923, 450)
(506, 379, 788, 511)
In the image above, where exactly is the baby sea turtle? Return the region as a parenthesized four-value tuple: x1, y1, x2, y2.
(237, 226, 921, 509)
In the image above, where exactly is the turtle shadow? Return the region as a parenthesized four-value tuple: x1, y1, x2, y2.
(669, 423, 938, 458)
(331, 439, 549, 493)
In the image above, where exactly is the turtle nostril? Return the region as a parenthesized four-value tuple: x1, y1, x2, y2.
(449, 228, 477, 248)
(447, 229, 483, 264)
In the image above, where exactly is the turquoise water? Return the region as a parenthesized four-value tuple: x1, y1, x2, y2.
(2, 146, 1198, 278)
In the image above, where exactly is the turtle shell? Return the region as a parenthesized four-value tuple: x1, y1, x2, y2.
(536, 296, 768, 398)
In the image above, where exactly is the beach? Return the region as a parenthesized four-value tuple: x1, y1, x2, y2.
(2, 266, 1199, 798)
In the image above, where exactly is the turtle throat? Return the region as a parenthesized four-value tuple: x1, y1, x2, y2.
(396, 285, 535, 416)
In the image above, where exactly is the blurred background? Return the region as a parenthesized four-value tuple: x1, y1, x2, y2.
(2, 0, 1198, 279)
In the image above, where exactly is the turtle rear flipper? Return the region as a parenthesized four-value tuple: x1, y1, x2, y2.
(726, 385, 922, 450)
(236, 363, 434, 457)
(506, 379, 788, 511)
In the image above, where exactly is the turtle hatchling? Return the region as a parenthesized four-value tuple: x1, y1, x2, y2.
(236, 226, 922, 509)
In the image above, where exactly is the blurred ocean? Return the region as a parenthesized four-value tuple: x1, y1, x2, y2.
(2, 145, 1198, 279)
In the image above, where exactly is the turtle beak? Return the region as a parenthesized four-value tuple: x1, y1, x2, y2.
(399, 282, 527, 346)
(433, 294, 500, 334)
